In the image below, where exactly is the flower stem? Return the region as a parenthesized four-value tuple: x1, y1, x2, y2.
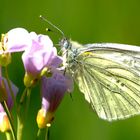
(45, 127, 49, 140)
(36, 127, 49, 140)
(25, 88, 31, 119)
(17, 116, 23, 140)
(19, 88, 27, 104)
(17, 87, 31, 140)
(5, 131, 13, 140)
(2, 101, 16, 140)
(36, 129, 41, 140)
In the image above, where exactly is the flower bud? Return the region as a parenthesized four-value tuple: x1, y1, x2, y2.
(36, 108, 53, 129)
(0, 112, 10, 132)
(0, 53, 11, 67)
(36, 72, 73, 129)
(23, 72, 38, 87)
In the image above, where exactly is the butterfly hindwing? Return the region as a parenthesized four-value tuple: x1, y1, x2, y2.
(69, 43, 140, 121)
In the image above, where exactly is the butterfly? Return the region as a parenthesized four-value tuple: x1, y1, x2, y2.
(59, 38, 140, 121)
(39, 15, 140, 121)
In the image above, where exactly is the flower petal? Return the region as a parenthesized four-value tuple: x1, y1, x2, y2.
(41, 73, 69, 112)
(5, 28, 32, 53)
(22, 33, 60, 77)
(0, 77, 18, 109)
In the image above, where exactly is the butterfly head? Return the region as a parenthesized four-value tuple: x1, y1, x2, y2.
(59, 37, 71, 50)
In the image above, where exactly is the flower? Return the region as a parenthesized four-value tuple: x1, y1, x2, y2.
(22, 32, 62, 87)
(0, 77, 18, 132)
(36, 72, 73, 128)
(2, 28, 31, 53)
(0, 28, 31, 66)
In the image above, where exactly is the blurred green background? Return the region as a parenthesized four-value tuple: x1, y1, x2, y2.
(1, 0, 140, 140)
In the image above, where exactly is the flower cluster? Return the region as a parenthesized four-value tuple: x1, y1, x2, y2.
(0, 28, 73, 139)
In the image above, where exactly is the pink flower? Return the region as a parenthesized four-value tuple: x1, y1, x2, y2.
(22, 32, 62, 78)
(0, 28, 32, 66)
(36, 72, 73, 128)
(1, 28, 31, 54)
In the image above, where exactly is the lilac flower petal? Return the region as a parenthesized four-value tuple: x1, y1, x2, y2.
(0, 77, 18, 109)
(22, 52, 49, 76)
(47, 47, 63, 68)
(29, 32, 53, 51)
(37, 34, 53, 48)
(49, 56, 62, 68)
(0, 112, 7, 124)
(4, 80, 18, 109)
(0, 104, 4, 112)
(41, 73, 68, 112)
(4, 28, 32, 53)
(22, 42, 54, 76)
(42, 98, 49, 113)
(22, 33, 60, 77)
(49, 70, 73, 92)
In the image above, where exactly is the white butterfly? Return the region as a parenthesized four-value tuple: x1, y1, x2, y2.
(40, 15, 140, 121)
(60, 38, 140, 121)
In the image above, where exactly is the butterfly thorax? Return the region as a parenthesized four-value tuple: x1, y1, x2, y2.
(59, 38, 83, 75)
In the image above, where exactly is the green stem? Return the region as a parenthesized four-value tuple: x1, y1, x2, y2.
(36, 129, 41, 140)
(45, 127, 49, 140)
(5, 131, 13, 140)
(19, 88, 27, 104)
(36, 127, 49, 140)
(17, 116, 23, 140)
(25, 88, 31, 116)
(17, 87, 31, 140)
(2, 101, 16, 140)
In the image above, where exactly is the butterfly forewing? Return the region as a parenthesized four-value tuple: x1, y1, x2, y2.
(68, 42, 140, 121)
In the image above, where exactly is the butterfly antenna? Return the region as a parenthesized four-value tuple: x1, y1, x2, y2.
(40, 15, 65, 37)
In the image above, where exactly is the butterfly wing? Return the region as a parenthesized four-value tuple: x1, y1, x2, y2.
(69, 43, 140, 121)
